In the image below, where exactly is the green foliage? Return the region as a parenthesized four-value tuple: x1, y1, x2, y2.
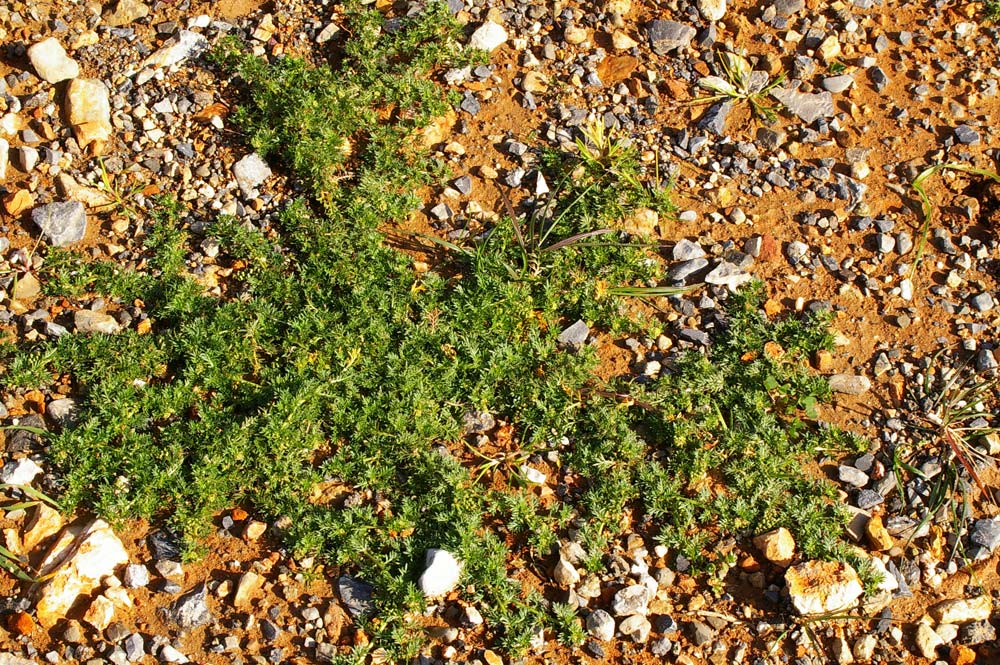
(0, 2, 870, 658)
(986, 0, 1000, 21)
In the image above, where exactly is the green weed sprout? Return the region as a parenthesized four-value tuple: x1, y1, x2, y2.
(692, 50, 786, 122)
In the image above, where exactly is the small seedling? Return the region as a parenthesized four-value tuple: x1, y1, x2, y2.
(907, 162, 1000, 280)
(692, 50, 786, 122)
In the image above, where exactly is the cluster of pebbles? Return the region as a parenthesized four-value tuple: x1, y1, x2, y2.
(1, 0, 999, 664)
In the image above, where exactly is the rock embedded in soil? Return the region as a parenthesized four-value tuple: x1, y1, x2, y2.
(553, 555, 580, 586)
(232, 153, 273, 198)
(586, 609, 615, 641)
(105, 0, 150, 27)
(0, 458, 43, 485)
(27, 37, 79, 83)
(557, 319, 589, 350)
(645, 20, 695, 55)
(915, 622, 944, 659)
(74, 310, 122, 335)
(752, 527, 795, 567)
(969, 518, 1000, 551)
(611, 584, 651, 616)
(337, 576, 375, 619)
(468, 21, 508, 52)
(619, 614, 652, 643)
(65, 79, 112, 155)
(418, 548, 462, 597)
(769, 87, 834, 124)
(168, 584, 212, 629)
(32, 201, 87, 247)
(785, 560, 864, 615)
(828, 374, 871, 395)
(35, 519, 130, 628)
(697, 0, 727, 21)
(928, 597, 992, 624)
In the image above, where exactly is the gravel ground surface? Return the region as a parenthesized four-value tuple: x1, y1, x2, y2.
(1, 0, 1000, 664)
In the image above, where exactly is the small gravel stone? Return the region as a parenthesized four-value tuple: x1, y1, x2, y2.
(673, 239, 706, 261)
(838, 465, 869, 488)
(586, 609, 615, 641)
(558, 320, 590, 350)
(232, 153, 272, 198)
(469, 21, 508, 52)
(828, 374, 872, 395)
(770, 88, 834, 123)
(32, 201, 87, 247)
(953, 125, 981, 145)
(688, 620, 714, 646)
(124, 564, 150, 589)
(337, 576, 375, 619)
(28, 37, 79, 83)
(611, 584, 651, 616)
(645, 20, 696, 55)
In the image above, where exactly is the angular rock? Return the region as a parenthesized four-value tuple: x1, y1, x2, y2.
(586, 609, 615, 641)
(32, 201, 87, 247)
(168, 584, 212, 629)
(65, 79, 112, 155)
(83, 594, 116, 632)
(958, 620, 996, 645)
(28, 38, 80, 83)
(697, 0, 727, 21)
(0, 458, 43, 485)
(159, 645, 189, 663)
(770, 87, 834, 124)
(0, 138, 8, 180)
(233, 571, 263, 608)
(828, 374, 871, 395)
(55, 173, 116, 210)
(337, 576, 375, 619)
(19, 503, 65, 554)
(970, 518, 1000, 550)
(124, 564, 150, 589)
(558, 320, 590, 350)
(74, 310, 121, 335)
(646, 21, 696, 55)
(785, 560, 864, 615)
(753, 527, 795, 567)
(673, 238, 706, 261)
(35, 519, 130, 628)
(611, 584, 651, 616)
(105, 0, 150, 27)
(620, 614, 652, 643)
(232, 153, 272, 198)
(12, 271, 41, 300)
(704, 261, 751, 291)
(688, 620, 714, 646)
(698, 101, 732, 136)
(141, 30, 209, 70)
(553, 555, 580, 586)
(928, 597, 992, 625)
(47, 398, 79, 428)
(915, 622, 943, 659)
(418, 548, 462, 597)
(469, 22, 508, 52)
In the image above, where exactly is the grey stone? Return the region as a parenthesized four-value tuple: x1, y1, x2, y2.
(32, 201, 87, 247)
(969, 293, 995, 312)
(168, 584, 212, 629)
(16, 146, 38, 172)
(669, 258, 709, 282)
(773, 0, 805, 16)
(954, 125, 980, 145)
(786, 240, 809, 263)
(645, 21, 696, 55)
(47, 398, 79, 427)
(698, 101, 732, 136)
(611, 584, 651, 616)
(838, 465, 869, 488)
(468, 21, 507, 52)
(855, 489, 883, 509)
(704, 261, 751, 291)
(558, 320, 590, 349)
(868, 67, 890, 92)
(828, 374, 872, 395)
(958, 621, 996, 645)
(650, 637, 672, 655)
(688, 620, 715, 646)
(770, 87, 834, 124)
(970, 518, 1000, 551)
(462, 410, 495, 435)
(232, 153, 272, 198)
(875, 233, 895, 253)
(822, 75, 854, 93)
(756, 127, 786, 150)
(337, 576, 375, 619)
(586, 609, 615, 641)
(619, 614, 652, 643)
(672, 239, 706, 261)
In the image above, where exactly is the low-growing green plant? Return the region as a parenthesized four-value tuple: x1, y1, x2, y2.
(908, 162, 1000, 281)
(985, 0, 1000, 22)
(0, 1, 875, 658)
(691, 50, 786, 122)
